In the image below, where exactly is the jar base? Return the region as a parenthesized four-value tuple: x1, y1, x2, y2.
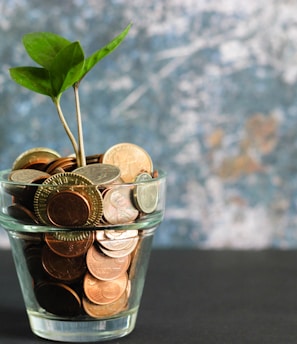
(27, 308, 138, 342)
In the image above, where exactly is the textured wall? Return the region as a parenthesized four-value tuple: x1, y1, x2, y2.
(1, 0, 297, 248)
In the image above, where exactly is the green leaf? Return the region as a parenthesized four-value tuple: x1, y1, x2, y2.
(78, 23, 132, 81)
(49, 41, 85, 96)
(23, 32, 71, 69)
(9, 67, 53, 96)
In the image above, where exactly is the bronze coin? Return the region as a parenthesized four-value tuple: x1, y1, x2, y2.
(83, 272, 128, 305)
(45, 157, 76, 175)
(42, 245, 86, 282)
(46, 190, 91, 227)
(103, 186, 139, 225)
(102, 143, 153, 182)
(8, 203, 39, 224)
(44, 231, 94, 257)
(82, 291, 128, 318)
(34, 281, 81, 316)
(86, 245, 130, 281)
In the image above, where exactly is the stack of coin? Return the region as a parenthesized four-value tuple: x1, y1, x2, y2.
(6, 143, 160, 318)
(22, 229, 141, 318)
(7, 143, 160, 228)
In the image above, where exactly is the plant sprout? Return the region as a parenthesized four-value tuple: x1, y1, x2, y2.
(9, 24, 132, 167)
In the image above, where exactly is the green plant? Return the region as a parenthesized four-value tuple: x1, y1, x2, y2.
(9, 24, 132, 167)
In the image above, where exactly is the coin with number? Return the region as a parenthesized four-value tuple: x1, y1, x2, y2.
(102, 143, 153, 182)
(34, 172, 103, 226)
(133, 172, 159, 213)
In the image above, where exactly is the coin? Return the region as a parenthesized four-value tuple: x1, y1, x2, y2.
(83, 272, 128, 305)
(45, 231, 94, 257)
(6, 169, 51, 210)
(102, 143, 153, 182)
(82, 291, 128, 318)
(34, 281, 81, 316)
(99, 237, 139, 258)
(34, 172, 103, 226)
(42, 245, 86, 282)
(45, 157, 76, 174)
(46, 190, 91, 227)
(86, 244, 130, 281)
(9, 169, 51, 184)
(99, 236, 138, 252)
(12, 147, 61, 170)
(103, 187, 139, 225)
(104, 229, 139, 240)
(73, 163, 121, 185)
(8, 203, 39, 224)
(133, 172, 159, 214)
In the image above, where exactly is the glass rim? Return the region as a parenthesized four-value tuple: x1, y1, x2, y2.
(0, 168, 166, 188)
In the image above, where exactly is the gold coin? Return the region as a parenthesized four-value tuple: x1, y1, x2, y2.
(12, 147, 61, 170)
(102, 143, 153, 182)
(103, 186, 139, 225)
(133, 172, 159, 214)
(73, 163, 121, 185)
(34, 172, 103, 226)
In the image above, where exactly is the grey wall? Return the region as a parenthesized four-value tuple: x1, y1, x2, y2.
(1, 0, 297, 248)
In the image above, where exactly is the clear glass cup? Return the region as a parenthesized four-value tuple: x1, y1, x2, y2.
(0, 169, 166, 342)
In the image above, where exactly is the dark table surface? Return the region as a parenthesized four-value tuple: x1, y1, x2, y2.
(2, 248, 297, 344)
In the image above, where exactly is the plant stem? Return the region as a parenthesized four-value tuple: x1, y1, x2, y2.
(73, 83, 86, 167)
(53, 96, 79, 161)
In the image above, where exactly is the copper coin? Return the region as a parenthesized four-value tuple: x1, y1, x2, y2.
(86, 245, 130, 281)
(45, 157, 76, 174)
(83, 272, 128, 305)
(82, 291, 128, 318)
(34, 281, 81, 316)
(103, 187, 139, 225)
(44, 231, 94, 257)
(8, 203, 39, 224)
(46, 190, 91, 227)
(102, 143, 153, 182)
(42, 245, 86, 282)
(12, 147, 61, 170)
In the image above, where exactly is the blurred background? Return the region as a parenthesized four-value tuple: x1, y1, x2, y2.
(1, 0, 297, 249)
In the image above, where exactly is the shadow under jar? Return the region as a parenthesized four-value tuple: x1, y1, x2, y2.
(0, 169, 166, 342)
